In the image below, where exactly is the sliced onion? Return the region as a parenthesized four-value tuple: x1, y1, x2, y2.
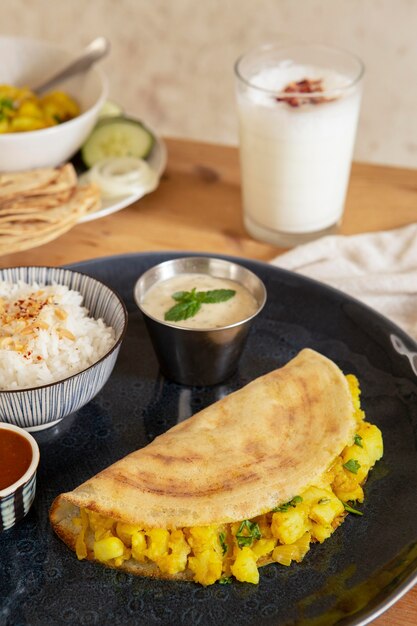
(80, 157, 159, 198)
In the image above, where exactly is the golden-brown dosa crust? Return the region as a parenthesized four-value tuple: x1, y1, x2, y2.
(51, 350, 357, 529)
(109, 468, 261, 497)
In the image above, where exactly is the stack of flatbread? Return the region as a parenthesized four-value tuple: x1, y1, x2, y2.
(0, 164, 100, 255)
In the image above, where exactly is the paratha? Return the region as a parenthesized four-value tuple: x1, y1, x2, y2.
(0, 164, 100, 256)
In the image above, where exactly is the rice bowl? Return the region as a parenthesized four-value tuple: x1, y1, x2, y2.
(0, 281, 115, 390)
(0, 266, 127, 431)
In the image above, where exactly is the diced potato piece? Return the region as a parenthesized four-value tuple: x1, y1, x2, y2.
(85, 510, 115, 541)
(157, 553, 186, 576)
(94, 536, 125, 562)
(10, 116, 45, 132)
(146, 528, 169, 561)
(170, 529, 191, 555)
(188, 525, 221, 554)
(18, 100, 43, 119)
(346, 374, 366, 423)
(332, 458, 364, 503)
(333, 482, 364, 504)
(346, 374, 362, 412)
(272, 545, 293, 566)
(295, 531, 311, 560)
(40, 90, 80, 120)
(157, 529, 190, 575)
(116, 522, 142, 547)
(114, 546, 132, 567)
(188, 549, 223, 586)
(271, 508, 309, 545)
(309, 496, 344, 526)
(231, 547, 259, 584)
(359, 423, 383, 467)
(252, 538, 276, 559)
(131, 531, 147, 562)
(341, 445, 371, 482)
(272, 532, 311, 566)
(301, 486, 331, 506)
(310, 522, 334, 543)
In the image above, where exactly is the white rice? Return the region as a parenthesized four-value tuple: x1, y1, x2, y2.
(0, 281, 115, 390)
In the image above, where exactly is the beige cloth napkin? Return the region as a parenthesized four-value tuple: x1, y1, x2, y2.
(271, 223, 417, 341)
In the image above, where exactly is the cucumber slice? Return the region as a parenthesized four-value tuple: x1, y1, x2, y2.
(99, 100, 124, 118)
(81, 117, 155, 168)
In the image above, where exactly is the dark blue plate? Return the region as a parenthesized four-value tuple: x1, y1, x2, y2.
(1, 252, 417, 626)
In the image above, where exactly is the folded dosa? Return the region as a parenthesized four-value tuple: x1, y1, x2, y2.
(50, 349, 383, 584)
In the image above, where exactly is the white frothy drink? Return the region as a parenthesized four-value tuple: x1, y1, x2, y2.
(235, 50, 363, 245)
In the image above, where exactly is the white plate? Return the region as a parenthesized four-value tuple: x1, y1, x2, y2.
(78, 132, 167, 223)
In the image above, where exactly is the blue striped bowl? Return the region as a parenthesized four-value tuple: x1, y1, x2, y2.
(0, 267, 127, 431)
(0, 422, 40, 531)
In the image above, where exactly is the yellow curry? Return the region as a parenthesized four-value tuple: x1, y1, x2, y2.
(0, 84, 80, 133)
(74, 375, 383, 585)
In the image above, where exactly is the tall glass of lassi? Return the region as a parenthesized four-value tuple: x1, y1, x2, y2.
(234, 44, 364, 247)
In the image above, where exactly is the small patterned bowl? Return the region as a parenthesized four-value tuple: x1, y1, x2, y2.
(0, 266, 128, 431)
(0, 422, 40, 531)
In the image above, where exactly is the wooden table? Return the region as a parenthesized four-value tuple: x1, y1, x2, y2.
(2, 138, 416, 625)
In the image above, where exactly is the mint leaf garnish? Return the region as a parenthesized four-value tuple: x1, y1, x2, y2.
(164, 299, 201, 322)
(172, 289, 196, 302)
(164, 288, 236, 322)
(201, 289, 236, 303)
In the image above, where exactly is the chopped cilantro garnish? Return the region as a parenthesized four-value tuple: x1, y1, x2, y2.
(343, 459, 361, 474)
(235, 520, 261, 548)
(272, 495, 303, 513)
(219, 531, 228, 556)
(219, 576, 232, 584)
(0, 97, 13, 110)
(0, 97, 14, 121)
(318, 497, 331, 504)
(354, 433, 363, 448)
(343, 501, 363, 516)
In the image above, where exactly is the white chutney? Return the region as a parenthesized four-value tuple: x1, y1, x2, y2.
(141, 273, 258, 329)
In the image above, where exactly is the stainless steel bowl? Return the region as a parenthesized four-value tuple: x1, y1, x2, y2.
(134, 257, 267, 386)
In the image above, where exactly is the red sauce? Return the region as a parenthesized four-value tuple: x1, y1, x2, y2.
(0, 429, 32, 490)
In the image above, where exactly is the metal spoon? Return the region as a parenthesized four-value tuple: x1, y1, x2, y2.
(32, 36, 110, 95)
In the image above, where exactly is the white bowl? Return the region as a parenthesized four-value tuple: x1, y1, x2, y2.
(0, 36, 107, 172)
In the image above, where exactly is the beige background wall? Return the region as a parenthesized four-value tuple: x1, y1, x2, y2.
(2, 0, 417, 168)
